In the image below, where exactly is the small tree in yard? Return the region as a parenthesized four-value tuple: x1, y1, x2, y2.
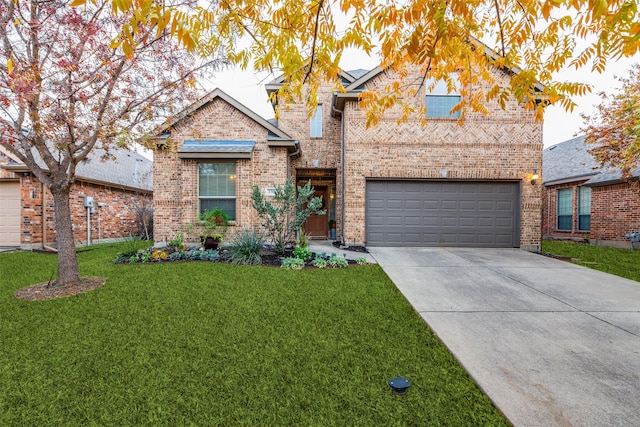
(251, 179, 326, 254)
(0, 0, 222, 287)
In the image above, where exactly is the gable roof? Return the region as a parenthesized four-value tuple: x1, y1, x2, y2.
(543, 135, 640, 187)
(0, 145, 152, 191)
(153, 88, 298, 152)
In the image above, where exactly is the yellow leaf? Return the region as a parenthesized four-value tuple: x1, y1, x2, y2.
(7, 57, 13, 73)
(69, 0, 86, 6)
(122, 41, 133, 58)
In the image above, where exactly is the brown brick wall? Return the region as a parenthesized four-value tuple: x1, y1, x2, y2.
(153, 98, 290, 244)
(543, 181, 640, 247)
(591, 183, 640, 244)
(18, 173, 151, 248)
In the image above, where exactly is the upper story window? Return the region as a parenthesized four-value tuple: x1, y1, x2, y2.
(199, 162, 236, 220)
(557, 188, 573, 231)
(425, 78, 461, 119)
(578, 186, 591, 231)
(310, 105, 322, 137)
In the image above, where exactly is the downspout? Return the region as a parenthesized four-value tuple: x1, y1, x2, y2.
(287, 140, 301, 178)
(331, 96, 345, 245)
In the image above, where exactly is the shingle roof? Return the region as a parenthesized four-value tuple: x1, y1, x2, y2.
(543, 135, 640, 186)
(76, 148, 152, 191)
(542, 135, 601, 185)
(0, 145, 152, 191)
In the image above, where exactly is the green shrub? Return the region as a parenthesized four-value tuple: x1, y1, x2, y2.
(281, 257, 304, 270)
(251, 178, 326, 254)
(312, 258, 328, 268)
(355, 256, 368, 265)
(327, 254, 348, 268)
(293, 246, 312, 261)
(229, 228, 266, 265)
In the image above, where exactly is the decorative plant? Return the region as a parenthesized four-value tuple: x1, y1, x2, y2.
(327, 253, 349, 268)
(355, 256, 369, 265)
(196, 208, 229, 241)
(312, 258, 328, 269)
(293, 246, 313, 262)
(281, 257, 305, 270)
(229, 228, 266, 265)
(251, 178, 326, 254)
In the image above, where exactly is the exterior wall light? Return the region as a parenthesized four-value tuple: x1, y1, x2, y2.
(530, 170, 539, 185)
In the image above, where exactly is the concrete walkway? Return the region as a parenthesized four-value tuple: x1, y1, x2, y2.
(369, 247, 640, 427)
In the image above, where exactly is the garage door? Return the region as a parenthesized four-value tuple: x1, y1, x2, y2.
(366, 181, 520, 247)
(0, 181, 21, 246)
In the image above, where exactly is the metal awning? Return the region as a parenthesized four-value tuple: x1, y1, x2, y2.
(177, 140, 256, 159)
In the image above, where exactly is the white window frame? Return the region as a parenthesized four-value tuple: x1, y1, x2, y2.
(310, 104, 322, 137)
(198, 162, 237, 220)
(425, 78, 462, 119)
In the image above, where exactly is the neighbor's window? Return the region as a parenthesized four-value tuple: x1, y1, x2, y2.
(578, 186, 591, 231)
(199, 162, 236, 220)
(425, 78, 461, 119)
(310, 105, 322, 137)
(557, 188, 573, 231)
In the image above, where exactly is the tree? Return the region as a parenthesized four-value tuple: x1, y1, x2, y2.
(0, 0, 223, 286)
(582, 63, 640, 177)
(251, 179, 325, 254)
(94, 0, 637, 121)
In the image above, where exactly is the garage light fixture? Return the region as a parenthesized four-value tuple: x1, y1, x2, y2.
(530, 170, 539, 186)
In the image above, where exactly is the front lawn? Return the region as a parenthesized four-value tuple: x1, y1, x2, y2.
(0, 243, 508, 426)
(542, 240, 640, 282)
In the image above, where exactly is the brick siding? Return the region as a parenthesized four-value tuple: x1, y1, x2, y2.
(18, 173, 151, 249)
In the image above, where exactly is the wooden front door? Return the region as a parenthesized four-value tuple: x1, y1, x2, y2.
(304, 187, 328, 239)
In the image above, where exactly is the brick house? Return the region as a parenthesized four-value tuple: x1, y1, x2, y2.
(153, 64, 543, 251)
(542, 135, 640, 248)
(0, 146, 152, 249)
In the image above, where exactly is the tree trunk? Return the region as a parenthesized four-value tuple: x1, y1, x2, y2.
(51, 186, 81, 286)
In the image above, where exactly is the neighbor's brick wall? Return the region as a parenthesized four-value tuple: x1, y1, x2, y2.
(543, 181, 640, 247)
(590, 183, 640, 244)
(153, 98, 290, 243)
(339, 66, 543, 248)
(19, 174, 151, 249)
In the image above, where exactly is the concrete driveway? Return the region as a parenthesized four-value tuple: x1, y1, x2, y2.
(369, 247, 640, 427)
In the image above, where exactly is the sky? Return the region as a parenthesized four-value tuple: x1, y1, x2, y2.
(204, 49, 639, 149)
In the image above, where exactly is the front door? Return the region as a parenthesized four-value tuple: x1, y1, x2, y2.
(304, 187, 328, 239)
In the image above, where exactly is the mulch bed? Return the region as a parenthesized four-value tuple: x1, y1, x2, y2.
(15, 276, 106, 301)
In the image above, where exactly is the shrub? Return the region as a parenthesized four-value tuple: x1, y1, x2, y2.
(355, 256, 369, 265)
(251, 178, 326, 254)
(281, 257, 304, 270)
(312, 258, 328, 268)
(327, 254, 348, 268)
(229, 228, 266, 265)
(293, 246, 312, 261)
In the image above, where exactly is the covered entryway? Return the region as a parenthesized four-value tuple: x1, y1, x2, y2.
(297, 169, 336, 240)
(0, 180, 21, 246)
(366, 180, 520, 247)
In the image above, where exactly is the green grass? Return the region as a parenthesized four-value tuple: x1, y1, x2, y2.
(0, 243, 508, 426)
(542, 240, 640, 282)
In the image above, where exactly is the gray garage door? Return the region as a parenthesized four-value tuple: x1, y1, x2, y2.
(366, 180, 520, 247)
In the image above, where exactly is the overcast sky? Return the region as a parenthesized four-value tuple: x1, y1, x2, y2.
(206, 50, 638, 149)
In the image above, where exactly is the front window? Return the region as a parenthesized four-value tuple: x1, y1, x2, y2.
(199, 162, 236, 220)
(578, 187, 591, 231)
(310, 105, 322, 137)
(425, 78, 461, 119)
(557, 188, 573, 231)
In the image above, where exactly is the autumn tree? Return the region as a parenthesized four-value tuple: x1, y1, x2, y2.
(0, 0, 223, 286)
(582, 63, 640, 177)
(98, 0, 638, 122)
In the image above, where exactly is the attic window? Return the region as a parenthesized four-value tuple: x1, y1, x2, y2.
(425, 78, 461, 119)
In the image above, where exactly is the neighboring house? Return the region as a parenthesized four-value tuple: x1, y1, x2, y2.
(542, 135, 640, 248)
(0, 145, 152, 249)
(153, 64, 543, 250)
